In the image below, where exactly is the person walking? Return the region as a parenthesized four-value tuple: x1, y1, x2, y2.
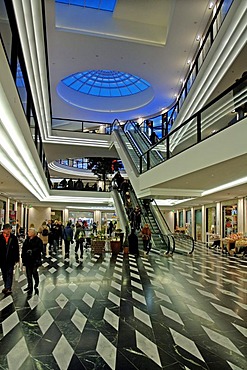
(128, 228, 139, 256)
(21, 228, 43, 294)
(38, 222, 50, 257)
(108, 220, 114, 237)
(141, 223, 152, 254)
(50, 220, 60, 253)
(74, 223, 86, 258)
(63, 222, 74, 255)
(0, 224, 19, 295)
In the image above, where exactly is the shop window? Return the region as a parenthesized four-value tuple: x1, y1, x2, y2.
(223, 205, 237, 236)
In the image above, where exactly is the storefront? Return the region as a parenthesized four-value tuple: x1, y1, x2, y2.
(222, 204, 238, 236)
(206, 206, 216, 234)
(195, 209, 202, 241)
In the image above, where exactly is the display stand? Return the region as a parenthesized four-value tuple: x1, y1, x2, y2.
(91, 240, 105, 254)
(110, 240, 121, 254)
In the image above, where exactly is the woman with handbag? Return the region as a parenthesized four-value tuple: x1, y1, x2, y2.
(21, 228, 43, 294)
(141, 224, 152, 255)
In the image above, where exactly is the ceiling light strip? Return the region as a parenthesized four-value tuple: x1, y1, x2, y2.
(0, 85, 49, 199)
(21, 0, 47, 133)
(12, 0, 49, 141)
(30, 0, 51, 136)
(202, 176, 247, 196)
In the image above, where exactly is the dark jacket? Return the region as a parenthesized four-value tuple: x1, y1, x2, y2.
(63, 225, 74, 242)
(21, 235, 43, 266)
(128, 231, 139, 255)
(0, 232, 19, 267)
(74, 226, 85, 241)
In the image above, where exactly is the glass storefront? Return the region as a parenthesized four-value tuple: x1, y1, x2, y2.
(195, 209, 202, 241)
(222, 204, 237, 236)
(206, 207, 216, 233)
(185, 210, 192, 235)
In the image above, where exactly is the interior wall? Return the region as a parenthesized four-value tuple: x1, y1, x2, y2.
(28, 207, 51, 230)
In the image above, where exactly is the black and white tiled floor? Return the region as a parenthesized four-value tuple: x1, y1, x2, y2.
(0, 244, 246, 369)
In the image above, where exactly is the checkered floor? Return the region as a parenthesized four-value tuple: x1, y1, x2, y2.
(0, 244, 246, 369)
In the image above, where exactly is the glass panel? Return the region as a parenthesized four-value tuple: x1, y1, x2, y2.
(169, 117, 198, 158)
(16, 61, 27, 114)
(179, 211, 183, 227)
(201, 90, 238, 140)
(0, 0, 11, 61)
(202, 36, 211, 60)
(62, 70, 150, 97)
(223, 205, 238, 236)
(195, 209, 202, 241)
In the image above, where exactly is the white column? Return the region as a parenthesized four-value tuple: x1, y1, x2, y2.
(191, 207, 195, 239)
(94, 210, 101, 230)
(237, 197, 244, 233)
(202, 205, 205, 242)
(6, 198, 10, 224)
(216, 202, 221, 236)
(63, 209, 69, 223)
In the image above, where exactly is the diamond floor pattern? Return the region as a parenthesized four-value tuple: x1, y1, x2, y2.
(0, 244, 246, 369)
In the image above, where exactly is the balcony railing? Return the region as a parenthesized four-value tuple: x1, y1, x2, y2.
(114, 73, 247, 174)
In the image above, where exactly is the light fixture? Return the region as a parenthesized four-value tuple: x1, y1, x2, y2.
(209, 2, 214, 9)
(187, 59, 191, 64)
(202, 176, 247, 196)
(196, 35, 201, 41)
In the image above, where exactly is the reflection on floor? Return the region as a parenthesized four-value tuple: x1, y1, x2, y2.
(0, 244, 247, 370)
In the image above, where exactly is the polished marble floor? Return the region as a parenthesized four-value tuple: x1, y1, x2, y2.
(0, 243, 246, 370)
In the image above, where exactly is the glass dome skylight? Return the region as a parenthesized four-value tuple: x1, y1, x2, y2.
(56, 0, 117, 12)
(61, 70, 151, 97)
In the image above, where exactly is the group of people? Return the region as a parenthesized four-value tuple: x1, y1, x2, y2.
(128, 223, 152, 256)
(39, 219, 96, 257)
(0, 223, 43, 296)
(112, 172, 153, 256)
(0, 218, 100, 297)
(58, 178, 101, 191)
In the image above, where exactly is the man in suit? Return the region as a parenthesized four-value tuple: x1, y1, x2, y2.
(0, 223, 19, 295)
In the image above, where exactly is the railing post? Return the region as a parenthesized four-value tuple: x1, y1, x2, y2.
(147, 151, 150, 170)
(140, 156, 142, 174)
(197, 112, 201, 143)
(166, 135, 170, 160)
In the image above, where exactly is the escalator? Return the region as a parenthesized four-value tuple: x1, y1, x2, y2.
(127, 187, 172, 255)
(124, 121, 165, 172)
(127, 187, 194, 256)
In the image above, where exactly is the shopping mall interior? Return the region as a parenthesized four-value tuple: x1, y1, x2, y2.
(0, 0, 247, 369)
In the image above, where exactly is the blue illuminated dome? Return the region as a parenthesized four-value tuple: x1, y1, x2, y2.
(61, 70, 151, 97)
(57, 69, 154, 113)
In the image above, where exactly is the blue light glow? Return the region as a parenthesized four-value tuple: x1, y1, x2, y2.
(55, 0, 117, 12)
(62, 70, 150, 97)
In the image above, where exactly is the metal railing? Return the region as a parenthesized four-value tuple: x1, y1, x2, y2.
(137, 74, 247, 173)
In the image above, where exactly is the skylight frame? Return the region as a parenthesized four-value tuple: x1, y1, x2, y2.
(55, 0, 117, 13)
(61, 70, 151, 98)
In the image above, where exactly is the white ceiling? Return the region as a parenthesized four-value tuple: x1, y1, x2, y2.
(47, 0, 216, 122)
(0, 0, 247, 212)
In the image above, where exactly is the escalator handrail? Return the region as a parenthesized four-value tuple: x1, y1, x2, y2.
(151, 199, 171, 233)
(171, 232, 195, 255)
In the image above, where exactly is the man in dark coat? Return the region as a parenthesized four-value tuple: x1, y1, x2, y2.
(0, 223, 19, 295)
(63, 222, 74, 255)
(128, 228, 139, 256)
(21, 228, 43, 294)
